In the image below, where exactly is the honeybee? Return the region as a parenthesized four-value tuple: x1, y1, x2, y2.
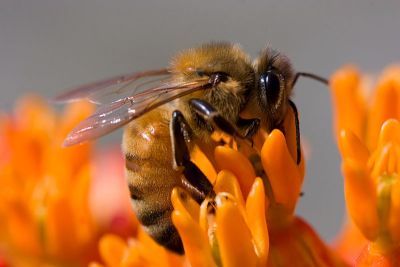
(55, 42, 327, 254)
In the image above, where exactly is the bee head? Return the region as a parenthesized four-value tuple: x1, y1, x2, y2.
(254, 48, 295, 130)
(170, 42, 255, 123)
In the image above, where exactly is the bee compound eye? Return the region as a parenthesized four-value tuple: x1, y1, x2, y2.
(260, 71, 282, 105)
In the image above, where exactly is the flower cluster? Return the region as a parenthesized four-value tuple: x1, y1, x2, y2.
(89, 100, 347, 267)
(0, 96, 136, 266)
(331, 66, 400, 266)
(1, 64, 400, 266)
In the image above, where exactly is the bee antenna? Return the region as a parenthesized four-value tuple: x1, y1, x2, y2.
(289, 72, 328, 164)
(292, 72, 328, 88)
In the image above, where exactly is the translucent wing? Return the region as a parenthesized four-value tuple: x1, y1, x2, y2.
(63, 79, 212, 146)
(53, 68, 170, 104)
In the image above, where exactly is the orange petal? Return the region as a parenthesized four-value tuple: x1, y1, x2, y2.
(98, 234, 128, 267)
(339, 129, 370, 166)
(261, 129, 302, 213)
(215, 194, 257, 267)
(198, 198, 220, 264)
(387, 147, 398, 175)
(0, 113, 11, 165)
(191, 144, 217, 183)
(375, 174, 393, 247)
(367, 67, 400, 150)
(333, 219, 368, 266)
(330, 66, 367, 142)
(389, 177, 400, 243)
(5, 202, 42, 256)
(72, 164, 97, 245)
(14, 95, 56, 139)
(356, 243, 400, 267)
(370, 143, 392, 178)
(171, 187, 200, 222)
(245, 178, 269, 266)
(396, 145, 400, 176)
(282, 101, 302, 168)
(120, 244, 150, 267)
(377, 119, 400, 145)
(11, 96, 56, 177)
(56, 100, 94, 173)
(172, 210, 216, 267)
(214, 146, 256, 198)
(369, 119, 400, 177)
(135, 227, 183, 267)
(342, 159, 379, 241)
(213, 170, 245, 208)
(46, 196, 77, 257)
(268, 217, 347, 267)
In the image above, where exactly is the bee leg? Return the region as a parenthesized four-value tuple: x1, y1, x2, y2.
(189, 98, 248, 139)
(170, 110, 215, 204)
(237, 117, 261, 139)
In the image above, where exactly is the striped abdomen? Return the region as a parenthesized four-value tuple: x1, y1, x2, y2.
(122, 108, 185, 253)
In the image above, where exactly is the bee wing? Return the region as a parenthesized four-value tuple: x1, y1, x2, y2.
(63, 79, 211, 146)
(53, 68, 170, 104)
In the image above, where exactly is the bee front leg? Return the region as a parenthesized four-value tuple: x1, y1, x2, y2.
(237, 117, 261, 139)
(170, 110, 215, 204)
(189, 98, 260, 141)
(189, 98, 246, 139)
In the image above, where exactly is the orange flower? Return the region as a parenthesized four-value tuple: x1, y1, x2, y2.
(173, 124, 348, 267)
(172, 172, 268, 267)
(0, 96, 136, 266)
(179, 108, 346, 267)
(91, 102, 348, 267)
(339, 119, 400, 266)
(331, 66, 400, 266)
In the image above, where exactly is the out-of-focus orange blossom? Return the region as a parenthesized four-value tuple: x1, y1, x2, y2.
(330, 65, 400, 150)
(0, 96, 136, 266)
(333, 219, 367, 266)
(331, 66, 400, 266)
(89, 229, 186, 267)
(91, 147, 138, 238)
(339, 119, 400, 266)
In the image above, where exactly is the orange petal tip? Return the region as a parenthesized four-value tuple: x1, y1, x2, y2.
(214, 146, 256, 198)
(215, 194, 257, 267)
(261, 129, 302, 211)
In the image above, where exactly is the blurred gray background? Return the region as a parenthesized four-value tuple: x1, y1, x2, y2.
(1, 0, 400, 242)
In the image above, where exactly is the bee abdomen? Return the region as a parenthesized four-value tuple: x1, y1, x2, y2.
(128, 183, 144, 201)
(125, 153, 184, 253)
(122, 110, 185, 253)
(130, 181, 184, 254)
(133, 197, 184, 253)
(135, 205, 170, 226)
(142, 220, 184, 254)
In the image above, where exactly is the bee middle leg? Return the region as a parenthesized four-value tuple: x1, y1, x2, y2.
(189, 98, 266, 178)
(170, 110, 215, 204)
